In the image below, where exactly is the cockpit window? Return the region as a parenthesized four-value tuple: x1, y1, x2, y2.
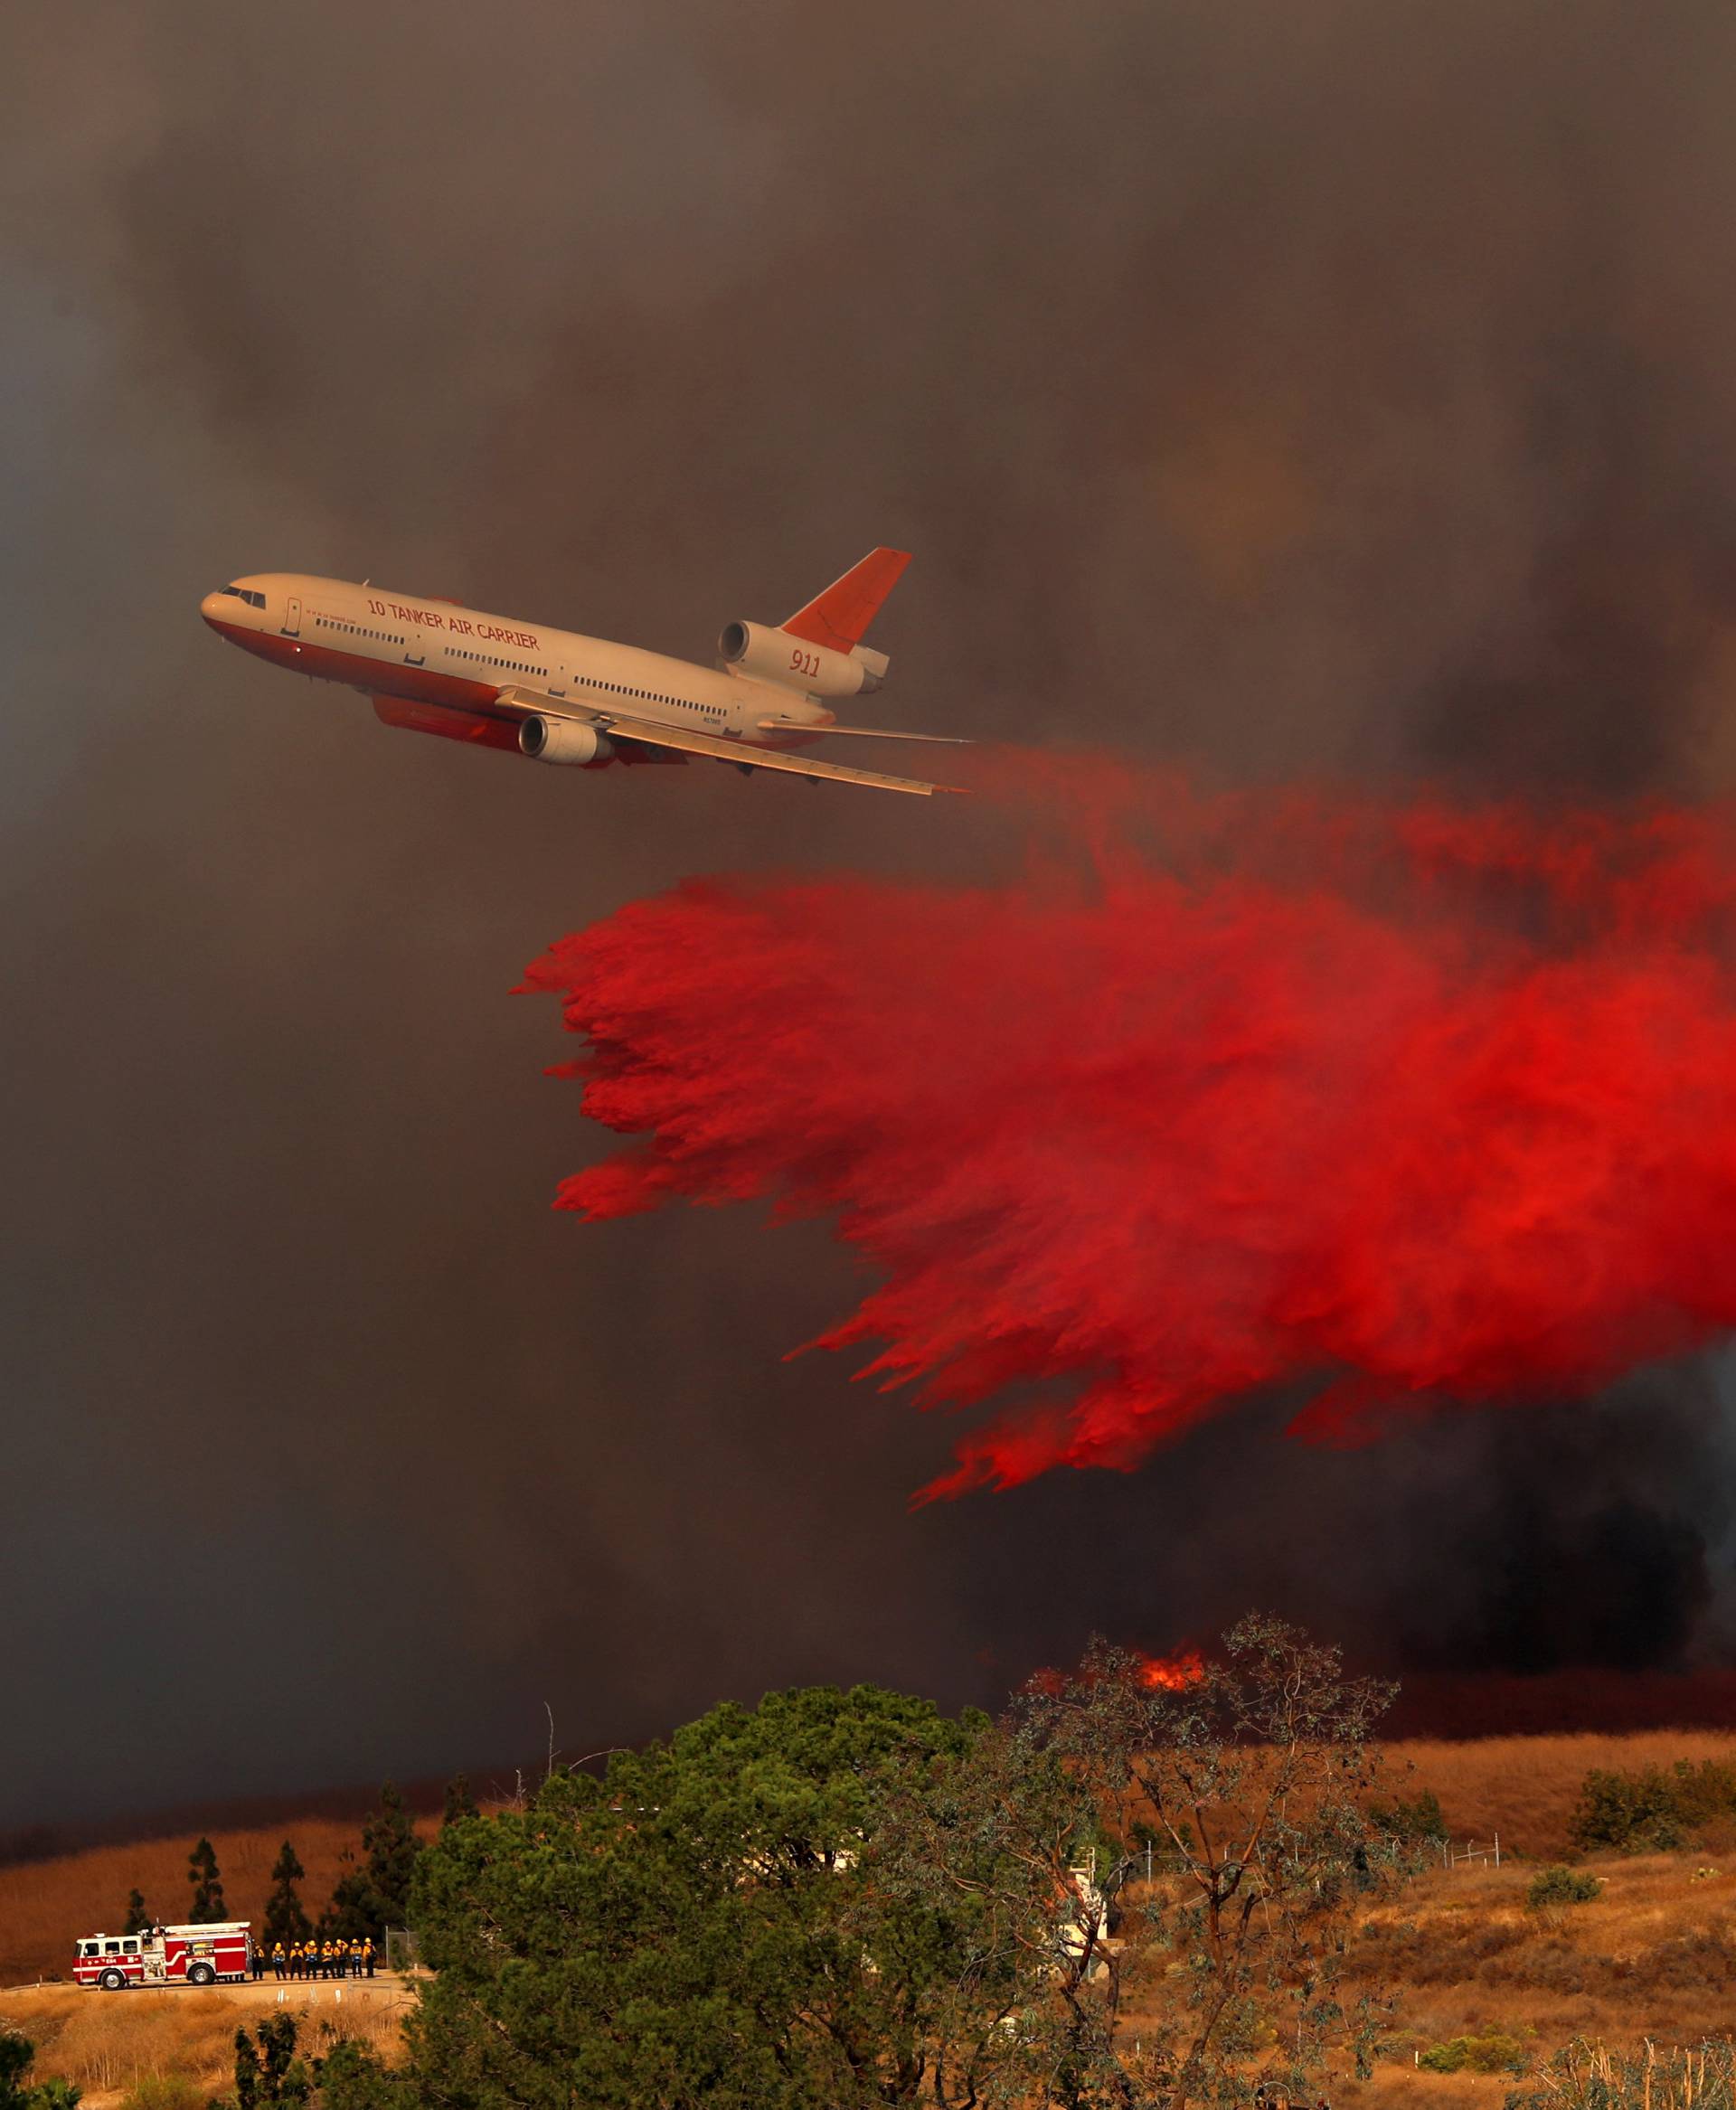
(216, 586, 266, 607)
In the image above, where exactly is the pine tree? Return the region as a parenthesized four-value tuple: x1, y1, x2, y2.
(363, 1783, 420, 1931)
(262, 1842, 312, 1948)
(319, 1784, 421, 1945)
(440, 1775, 478, 1827)
(232, 2017, 309, 2110)
(187, 1836, 227, 1924)
(121, 1889, 152, 1936)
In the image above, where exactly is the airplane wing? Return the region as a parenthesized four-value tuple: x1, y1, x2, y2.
(754, 717, 970, 745)
(495, 688, 965, 797)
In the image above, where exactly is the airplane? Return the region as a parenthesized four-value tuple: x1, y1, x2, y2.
(198, 548, 967, 797)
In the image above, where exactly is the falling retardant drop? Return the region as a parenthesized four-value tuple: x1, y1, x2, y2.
(517, 769, 1736, 1502)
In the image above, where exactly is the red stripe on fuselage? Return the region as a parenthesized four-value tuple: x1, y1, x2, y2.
(204, 616, 687, 768)
(204, 617, 512, 721)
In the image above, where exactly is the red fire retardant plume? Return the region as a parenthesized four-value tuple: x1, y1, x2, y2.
(518, 782, 1736, 1501)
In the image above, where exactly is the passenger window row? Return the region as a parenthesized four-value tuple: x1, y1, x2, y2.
(451, 649, 546, 679)
(585, 677, 726, 723)
(315, 617, 405, 645)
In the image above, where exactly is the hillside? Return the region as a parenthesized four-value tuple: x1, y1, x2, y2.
(1346, 1851, 1736, 2108)
(0, 1816, 439, 1991)
(1376, 1727, 1736, 1860)
(7, 1731, 1736, 2106)
(0, 1979, 409, 2108)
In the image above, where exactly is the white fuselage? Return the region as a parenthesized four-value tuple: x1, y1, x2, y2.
(198, 572, 833, 749)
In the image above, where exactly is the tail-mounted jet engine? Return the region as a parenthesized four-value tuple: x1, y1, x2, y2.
(518, 716, 614, 766)
(718, 620, 888, 700)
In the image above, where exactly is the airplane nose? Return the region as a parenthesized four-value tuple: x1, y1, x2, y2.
(199, 591, 225, 627)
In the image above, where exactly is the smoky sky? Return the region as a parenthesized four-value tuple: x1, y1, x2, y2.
(5, 0, 1736, 1828)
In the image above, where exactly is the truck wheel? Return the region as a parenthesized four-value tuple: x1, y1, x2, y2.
(186, 1963, 216, 1986)
(99, 1967, 127, 1991)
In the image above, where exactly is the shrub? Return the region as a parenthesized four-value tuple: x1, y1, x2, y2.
(1528, 1865, 1604, 1909)
(1420, 2031, 1529, 2076)
(118, 2081, 202, 2110)
(1369, 1786, 1448, 1842)
(1569, 1766, 1685, 1853)
(1672, 1757, 1736, 1831)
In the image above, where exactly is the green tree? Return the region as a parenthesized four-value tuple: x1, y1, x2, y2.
(321, 1784, 420, 1945)
(121, 1889, 153, 1936)
(404, 1682, 999, 2109)
(219, 2020, 403, 2110)
(439, 1774, 477, 1828)
(0, 2037, 32, 2110)
(362, 1782, 420, 1928)
(1, 2030, 82, 2110)
(1569, 1766, 1684, 1853)
(1369, 1785, 1448, 1843)
(262, 1842, 312, 1949)
(232, 2018, 310, 2110)
(866, 1707, 1123, 2105)
(187, 1837, 227, 1925)
(313, 2042, 409, 2110)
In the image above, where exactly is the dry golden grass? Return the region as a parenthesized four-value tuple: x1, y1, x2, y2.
(0, 1981, 410, 2108)
(1117, 1847, 1736, 2105)
(9, 1733, 1736, 2105)
(1105, 1730, 1736, 2105)
(1378, 1730, 1736, 1860)
(0, 1819, 437, 1990)
(1329, 1849, 1736, 2103)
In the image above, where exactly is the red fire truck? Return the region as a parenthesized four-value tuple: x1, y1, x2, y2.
(73, 1922, 253, 1990)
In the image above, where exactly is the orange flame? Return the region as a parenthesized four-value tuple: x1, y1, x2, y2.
(1133, 1646, 1206, 1691)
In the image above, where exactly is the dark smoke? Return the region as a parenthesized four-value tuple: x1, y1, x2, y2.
(5, 0, 1736, 1824)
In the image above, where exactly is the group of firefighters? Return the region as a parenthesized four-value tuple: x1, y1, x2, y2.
(253, 1937, 379, 1982)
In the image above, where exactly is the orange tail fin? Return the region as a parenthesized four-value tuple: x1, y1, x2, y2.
(781, 547, 910, 652)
